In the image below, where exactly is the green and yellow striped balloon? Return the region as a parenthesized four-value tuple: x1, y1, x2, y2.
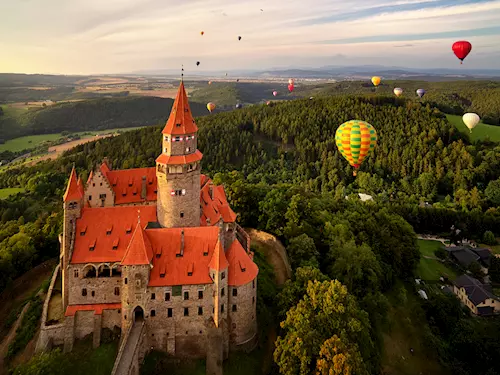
(335, 120, 377, 176)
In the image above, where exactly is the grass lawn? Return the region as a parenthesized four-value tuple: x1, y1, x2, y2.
(416, 240, 457, 281)
(446, 114, 500, 142)
(381, 283, 449, 375)
(0, 126, 146, 153)
(0, 187, 25, 199)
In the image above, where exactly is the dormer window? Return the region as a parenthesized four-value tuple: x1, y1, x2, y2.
(80, 226, 87, 236)
(126, 225, 132, 234)
(176, 123, 181, 127)
(112, 238, 119, 250)
(122, 188, 126, 196)
(156, 247, 162, 259)
(106, 225, 112, 235)
(187, 263, 194, 277)
(239, 261, 246, 272)
(160, 265, 166, 278)
(89, 239, 96, 251)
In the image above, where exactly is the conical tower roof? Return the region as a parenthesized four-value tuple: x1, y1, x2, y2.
(63, 166, 83, 202)
(121, 222, 153, 266)
(162, 81, 198, 135)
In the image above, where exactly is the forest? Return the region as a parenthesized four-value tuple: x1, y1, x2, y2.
(2, 93, 500, 374)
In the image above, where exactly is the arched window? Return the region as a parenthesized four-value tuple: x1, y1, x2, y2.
(98, 264, 111, 277)
(83, 265, 97, 278)
(111, 264, 122, 277)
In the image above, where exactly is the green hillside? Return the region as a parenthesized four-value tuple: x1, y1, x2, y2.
(446, 114, 500, 142)
(2, 94, 500, 375)
(0, 96, 208, 142)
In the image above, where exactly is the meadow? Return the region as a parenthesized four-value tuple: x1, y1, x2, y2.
(415, 240, 457, 281)
(446, 114, 500, 142)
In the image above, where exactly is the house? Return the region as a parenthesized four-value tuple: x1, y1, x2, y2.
(446, 246, 491, 269)
(452, 275, 500, 316)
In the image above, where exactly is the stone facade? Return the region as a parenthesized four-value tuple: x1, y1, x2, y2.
(85, 170, 114, 208)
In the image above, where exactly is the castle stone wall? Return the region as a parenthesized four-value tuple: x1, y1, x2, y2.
(156, 168, 200, 228)
(228, 279, 257, 346)
(85, 170, 114, 207)
(74, 310, 95, 339)
(163, 135, 197, 156)
(69, 265, 122, 305)
(103, 309, 121, 330)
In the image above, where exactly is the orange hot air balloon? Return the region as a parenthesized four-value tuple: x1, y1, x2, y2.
(201, 31, 204, 36)
(371, 76, 381, 86)
(207, 102, 216, 113)
(288, 84, 294, 93)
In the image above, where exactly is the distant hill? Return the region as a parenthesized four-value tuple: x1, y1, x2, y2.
(0, 96, 208, 142)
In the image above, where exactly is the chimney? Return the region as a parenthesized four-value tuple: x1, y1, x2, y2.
(141, 176, 147, 199)
(218, 220, 225, 250)
(180, 229, 185, 257)
(209, 184, 213, 200)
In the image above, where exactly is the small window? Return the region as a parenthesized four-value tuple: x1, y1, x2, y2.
(88, 195, 92, 201)
(184, 291, 189, 300)
(74, 269, 79, 278)
(91, 291, 95, 297)
(198, 306, 203, 315)
(198, 291, 203, 299)
(93, 183, 95, 187)
(82, 288, 87, 296)
(175, 136, 180, 142)
(180, 212, 184, 218)
(151, 293, 156, 300)
(126, 228, 132, 235)
(100, 182, 102, 186)
(176, 123, 181, 127)
(182, 189, 186, 196)
(168, 308, 173, 317)
(151, 310, 156, 317)
(186, 147, 191, 153)
(221, 272, 225, 280)
(232, 304, 237, 312)
(252, 296, 255, 304)
(114, 287, 120, 296)
(221, 304, 224, 313)
(232, 288, 237, 297)
(184, 307, 189, 316)
(165, 292, 170, 301)
(124, 278, 128, 285)
(221, 288, 225, 297)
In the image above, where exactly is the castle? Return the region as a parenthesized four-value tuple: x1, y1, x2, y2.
(37, 81, 259, 371)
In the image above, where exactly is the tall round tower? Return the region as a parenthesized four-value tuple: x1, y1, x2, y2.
(156, 81, 202, 228)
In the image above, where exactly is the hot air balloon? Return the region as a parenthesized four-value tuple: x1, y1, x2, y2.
(238, 36, 242, 41)
(208, 81, 212, 85)
(201, 31, 204, 36)
(371, 76, 381, 86)
(207, 102, 216, 113)
(309, 97, 313, 100)
(335, 120, 378, 176)
(394, 88, 403, 97)
(266, 101, 271, 106)
(288, 84, 294, 93)
(462, 113, 480, 133)
(273, 91, 278, 97)
(288, 78, 294, 85)
(452, 41, 472, 64)
(236, 103, 242, 109)
(196, 61, 200, 66)
(236, 79, 240, 82)
(225, 73, 228, 76)
(416, 89, 426, 98)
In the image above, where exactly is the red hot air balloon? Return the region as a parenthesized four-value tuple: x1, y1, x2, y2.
(452, 41, 472, 64)
(288, 83, 294, 93)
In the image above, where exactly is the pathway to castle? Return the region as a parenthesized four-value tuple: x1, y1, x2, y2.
(246, 229, 291, 374)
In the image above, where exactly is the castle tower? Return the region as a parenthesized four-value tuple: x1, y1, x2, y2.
(61, 167, 84, 311)
(156, 81, 202, 228)
(120, 220, 154, 331)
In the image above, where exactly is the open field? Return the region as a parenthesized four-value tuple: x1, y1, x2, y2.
(416, 240, 457, 281)
(0, 187, 25, 199)
(446, 114, 500, 142)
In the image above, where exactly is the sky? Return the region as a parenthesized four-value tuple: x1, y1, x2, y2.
(1, 0, 500, 74)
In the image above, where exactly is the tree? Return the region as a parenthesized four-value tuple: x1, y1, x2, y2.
(287, 234, 319, 268)
(485, 179, 500, 207)
(274, 280, 373, 375)
(467, 261, 484, 281)
(482, 231, 497, 245)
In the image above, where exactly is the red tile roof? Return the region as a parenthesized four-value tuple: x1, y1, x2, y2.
(65, 303, 121, 316)
(63, 167, 83, 202)
(77, 177, 85, 197)
(147, 226, 220, 286)
(156, 150, 203, 165)
(121, 222, 154, 266)
(226, 239, 259, 286)
(162, 82, 199, 135)
(70, 206, 157, 264)
(200, 174, 210, 188)
(209, 238, 229, 271)
(100, 161, 111, 175)
(105, 167, 158, 205)
(200, 182, 236, 225)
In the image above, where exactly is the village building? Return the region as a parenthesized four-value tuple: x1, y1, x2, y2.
(36, 81, 259, 374)
(452, 275, 500, 316)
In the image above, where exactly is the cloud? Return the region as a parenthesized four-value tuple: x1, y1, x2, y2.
(0, 0, 500, 74)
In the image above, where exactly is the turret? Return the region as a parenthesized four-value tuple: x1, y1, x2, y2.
(209, 222, 229, 328)
(61, 166, 84, 310)
(156, 81, 202, 228)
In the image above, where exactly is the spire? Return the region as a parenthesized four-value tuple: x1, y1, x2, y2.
(209, 238, 229, 272)
(162, 81, 199, 135)
(121, 221, 153, 266)
(63, 166, 83, 202)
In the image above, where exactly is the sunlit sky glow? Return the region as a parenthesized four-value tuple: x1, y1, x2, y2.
(1, 0, 500, 74)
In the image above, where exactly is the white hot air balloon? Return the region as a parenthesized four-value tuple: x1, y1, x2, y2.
(288, 78, 295, 85)
(462, 113, 480, 133)
(393, 88, 403, 97)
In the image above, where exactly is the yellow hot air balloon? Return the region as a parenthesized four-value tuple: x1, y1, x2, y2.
(371, 76, 381, 86)
(462, 113, 480, 133)
(335, 120, 378, 176)
(393, 87, 403, 97)
(207, 102, 216, 113)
